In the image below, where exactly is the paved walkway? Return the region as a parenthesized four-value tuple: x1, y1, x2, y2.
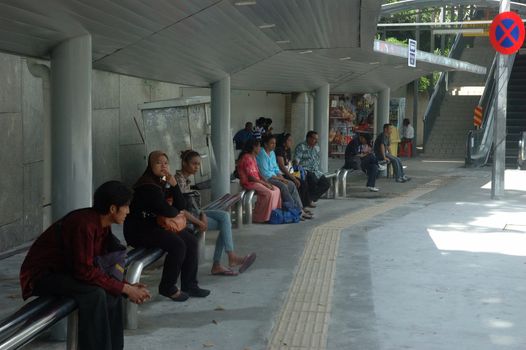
(1, 157, 526, 350)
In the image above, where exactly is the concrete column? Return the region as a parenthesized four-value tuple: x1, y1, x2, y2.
(492, 0, 510, 199)
(48, 34, 92, 341)
(308, 93, 314, 131)
(314, 84, 329, 173)
(291, 92, 309, 145)
(376, 88, 390, 135)
(51, 35, 93, 221)
(211, 76, 231, 200)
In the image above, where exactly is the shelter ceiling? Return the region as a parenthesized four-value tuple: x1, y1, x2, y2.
(0, 0, 485, 93)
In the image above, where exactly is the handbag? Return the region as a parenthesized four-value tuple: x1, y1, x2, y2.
(156, 212, 187, 233)
(182, 190, 202, 217)
(268, 208, 301, 224)
(94, 249, 127, 281)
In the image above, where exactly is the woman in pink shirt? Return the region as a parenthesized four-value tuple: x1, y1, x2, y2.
(237, 139, 281, 223)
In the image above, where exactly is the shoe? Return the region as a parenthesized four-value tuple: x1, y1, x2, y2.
(183, 287, 211, 298)
(377, 164, 387, 171)
(160, 290, 189, 302)
(367, 186, 379, 192)
(239, 253, 257, 273)
(402, 176, 411, 182)
(395, 178, 406, 183)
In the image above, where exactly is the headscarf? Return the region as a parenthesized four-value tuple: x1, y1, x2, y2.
(133, 150, 168, 189)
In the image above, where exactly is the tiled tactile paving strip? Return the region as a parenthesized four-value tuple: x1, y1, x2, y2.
(268, 178, 446, 350)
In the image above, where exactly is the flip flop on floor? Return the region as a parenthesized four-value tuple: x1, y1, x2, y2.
(211, 267, 239, 276)
(238, 252, 257, 273)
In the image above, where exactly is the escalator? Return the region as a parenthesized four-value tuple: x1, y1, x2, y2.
(466, 52, 526, 169)
(506, 54, 526, 168)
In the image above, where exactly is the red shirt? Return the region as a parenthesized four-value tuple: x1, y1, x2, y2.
(20, 208, 125, 300)
(237, 153, 261, 188)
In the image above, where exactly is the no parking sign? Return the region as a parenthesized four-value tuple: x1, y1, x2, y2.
(489, 11, 525, 54)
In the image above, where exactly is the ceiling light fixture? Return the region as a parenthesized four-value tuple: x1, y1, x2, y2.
(339, 56, 352, 61)
(234, 1, 256, 6)
(259, 24, 276, 29)
(299, 50, 313, 54)
(276, 40, 291, 44)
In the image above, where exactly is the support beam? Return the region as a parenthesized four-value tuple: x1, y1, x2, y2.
(492, 0, 510, 199)
(211, 76, 231, 200)
(377, 88, 391, 134)
(51, 35, 93, 221)
(314, 84, 329, 173)
(412, 81, 419, 155)
(49, 34, 92, 341)
(291, 92, 310, 147)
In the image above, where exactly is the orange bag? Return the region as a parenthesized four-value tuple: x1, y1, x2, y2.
(157, 212, 187, 233)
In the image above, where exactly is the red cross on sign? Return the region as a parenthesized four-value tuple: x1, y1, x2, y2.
(489, 11, 525, 55)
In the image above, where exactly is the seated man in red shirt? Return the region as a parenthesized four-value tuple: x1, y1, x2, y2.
(20, 181, 151, 350)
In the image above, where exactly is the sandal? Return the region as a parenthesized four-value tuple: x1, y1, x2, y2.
(211, 267, 239, 276)
(238, 253, 257, 273)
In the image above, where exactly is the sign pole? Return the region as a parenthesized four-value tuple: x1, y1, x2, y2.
(492, 0, 510, 199)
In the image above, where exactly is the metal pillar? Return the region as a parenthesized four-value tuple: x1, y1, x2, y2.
(492, 0, 510, 199)
(314, 84, 329, 173)
(211, 76, 231, 200)
(377, 88, 390, 134)
(412, 81, 419, 156)
(49, 34, 92, 341)
(413, 22, 420, 156)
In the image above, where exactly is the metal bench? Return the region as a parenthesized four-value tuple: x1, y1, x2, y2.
(0, 191, 247, 347)
(338, 168, 355, 198)
(322, 169, 341, 199)
(241, 190, 256, 225)
(0, 248, 151, 350)
(124, 190, 245, 330)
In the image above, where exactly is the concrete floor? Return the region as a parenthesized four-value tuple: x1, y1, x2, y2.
(1, 157, 526, 349)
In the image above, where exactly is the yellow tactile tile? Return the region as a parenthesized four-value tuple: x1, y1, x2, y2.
(267, 178, 446, 350)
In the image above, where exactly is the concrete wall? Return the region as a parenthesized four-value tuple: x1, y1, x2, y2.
(0, 53, 44, 251)
(0, 52, 289, 252)
(92, 72, 185, 189)
(392, 84, 429, 147)
(182, 87, 288, 136)
(405, 87, 429, 147)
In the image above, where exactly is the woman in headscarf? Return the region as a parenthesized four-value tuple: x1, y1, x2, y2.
(124, 151, 210, 301)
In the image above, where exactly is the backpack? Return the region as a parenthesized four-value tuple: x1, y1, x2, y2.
(268, 208, 301, 224)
